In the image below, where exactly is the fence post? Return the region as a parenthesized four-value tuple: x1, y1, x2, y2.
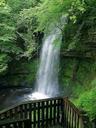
(60, 98, 64, 127)
(81, 111, 91, 128)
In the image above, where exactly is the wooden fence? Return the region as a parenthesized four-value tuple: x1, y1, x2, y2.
(0, 97, 85, 128)
(0, 118, 31, 128)
(63, 98, 84, 128)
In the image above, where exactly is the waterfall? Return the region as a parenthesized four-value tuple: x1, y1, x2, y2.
(38, 31, 61, 94)
(31, 28, 61, 99)
(30, 16, 67, 99)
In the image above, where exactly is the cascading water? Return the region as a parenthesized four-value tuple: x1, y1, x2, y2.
(31, 28, 61, 99)
(30, 16, 67, 99)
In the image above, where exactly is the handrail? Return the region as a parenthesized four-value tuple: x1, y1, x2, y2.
(0, 96, 85, 128)
(0, 96, 64, 114)
(0, 118, 31, 128)
(64, 98, 82, 116)
(63, 98, 84, 128)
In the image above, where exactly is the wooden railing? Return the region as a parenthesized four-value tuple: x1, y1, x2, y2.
(0, 97, 85, 128)
(0, 118, 31, 128)
(63, 98, 84, 128)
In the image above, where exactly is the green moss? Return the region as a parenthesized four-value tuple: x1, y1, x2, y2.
(24, 59, 39, 84)
(59, 58, 75, 86)
(6, 59, 39, 86)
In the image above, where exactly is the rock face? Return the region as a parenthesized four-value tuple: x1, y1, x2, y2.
(0, 59, 38, 87)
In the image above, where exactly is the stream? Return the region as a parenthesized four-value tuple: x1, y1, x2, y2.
(0, 88, 33, 110)
(0, 87, 64, 111)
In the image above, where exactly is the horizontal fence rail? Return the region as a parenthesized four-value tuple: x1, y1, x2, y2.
(0, 118, 31, 128)
(0, 97, 85, 128)
(63, 98, 84, 128)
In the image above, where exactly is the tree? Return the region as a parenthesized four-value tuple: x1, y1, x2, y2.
(0, 0, 41, 75)
(0, 0, 22, 74)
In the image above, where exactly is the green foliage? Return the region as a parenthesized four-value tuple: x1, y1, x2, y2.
(35, 0, 72, 31)
(0, 0, 23, 54)
(0, 53, 10, 74)
(60, 59, 96, 121)
(91, 78, 96, 88)
(24, 59, 38, 84)
(16, 29, 37, 59)
(84, 0, 96, 7)
(16, 0, 42, 59)
(35, 0, 86, 32)
(18, 0, 85, 32)
(0, 0, 40, 74)
(75, 88, 96, 120)
(0, 0, 21, 74)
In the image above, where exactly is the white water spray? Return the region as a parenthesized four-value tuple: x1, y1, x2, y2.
(32, 28, 61, 98)
(31, 16, 67, 99)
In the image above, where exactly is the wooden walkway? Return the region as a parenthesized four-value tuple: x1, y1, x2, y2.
(0, 97, 85, 128)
